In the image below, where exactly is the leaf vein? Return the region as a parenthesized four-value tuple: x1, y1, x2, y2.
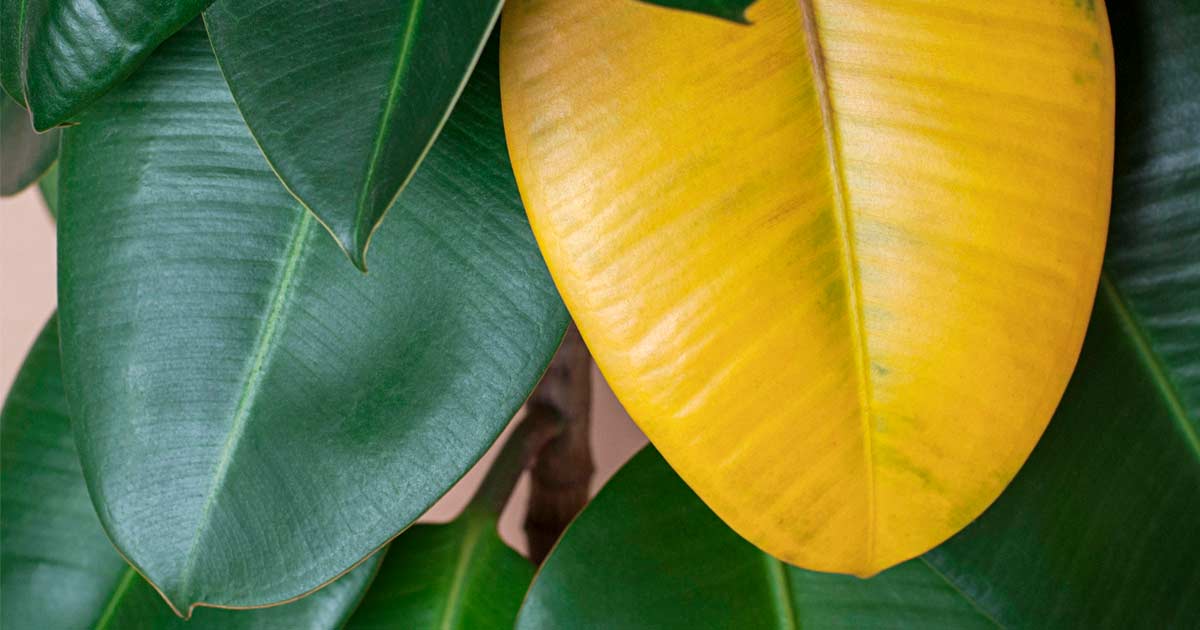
(796, 0, 877, 569)
(177, 209, 313, 601)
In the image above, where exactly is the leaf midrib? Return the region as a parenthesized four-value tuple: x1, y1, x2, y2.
(764, 556, 799, 629)
(1100, 272, 1199, 456)
(176, 210, 314, 602)
(354, 0, 426, 251)
(93, 566, 138, 630)
(917, 557, 1006, 629)
(436, 516, 491, 630)
(795, 0, 877, 567)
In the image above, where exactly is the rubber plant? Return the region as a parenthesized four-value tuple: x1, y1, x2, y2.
(0, 0, 1195, 627)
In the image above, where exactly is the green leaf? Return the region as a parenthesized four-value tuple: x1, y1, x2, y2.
(204, 0, 504, 270)
(1101, 0, 1200, 421)
(0, 92, 58, 195)
(56, 21, 566, 614)
(636, 0, 755, 23)
(1, 315, 382, 627)
(0, 0, 209, 130)
(520, 1, 1200, 624)
(521, 448, 1002, 629)
(38, 160, 57, 217)
(347, 508, 532, 629)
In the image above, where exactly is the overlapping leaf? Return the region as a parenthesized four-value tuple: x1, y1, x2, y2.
(502, 0, 1115, 574)
(347, 508, 531, 629)
(0, 93, 57, 195)
(520, 1, 1199, 624)
(1, 316, 381, 628)
(521, 449, 1000, 629)
(0, 0, 209, 129)
(57, 22, 565, 613)
(205, 0, 504, 269)
(638, 0, 755, 23)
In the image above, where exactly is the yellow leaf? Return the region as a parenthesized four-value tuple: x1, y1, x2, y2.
(500, 0, 1114, 575)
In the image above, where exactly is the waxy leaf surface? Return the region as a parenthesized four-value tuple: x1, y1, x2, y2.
(0, 0, 208, 129)
(347, 509, 531, 629)
(502, 0, 1115, 574)
(205, 0, 503, 269)
(57, 23, 566, 613)
(1, 316, 381, 628)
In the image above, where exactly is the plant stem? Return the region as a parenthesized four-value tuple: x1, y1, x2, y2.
(523, 322, 595, 564)
(467, 402, 564, 516)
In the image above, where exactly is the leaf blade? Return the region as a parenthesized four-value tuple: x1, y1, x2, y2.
(518, 0, 1200, 623)
(0, 0, 209, 129)
(346, 511, 531, 629)
(0, 316, 382, 628)
(204, 0, 504, 269)
(57, 22, 565, 611)
(501, 0, 1115, 574)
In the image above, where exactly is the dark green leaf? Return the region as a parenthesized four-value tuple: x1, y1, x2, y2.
(348, 508, 531, 629)
(1102, 0, 1200, 421)
(519, 2, 1200, 625)
(1, 316, 381, 627)
(1, 93, 58, 195)
(0, 0, 209, 130)
(57, 22, 566, 613)
(636, 0, 754, 24)
(204, 0, 504, 270)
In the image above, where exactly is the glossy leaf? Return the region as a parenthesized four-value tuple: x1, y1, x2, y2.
(1, 316, 382, 629)
(57, 22, 566, 614)
(205, 0, 504, 270)
(521, 0, 1200, 624)
(502, 0, 1115, 574)
(1, 93, 58, 195)
(347, 508, 532, 629)
(638, 0, 755, 24)
(0, 0, 209, 130)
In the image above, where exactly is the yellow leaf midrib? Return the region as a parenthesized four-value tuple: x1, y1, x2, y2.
(796, 0, 877, 570)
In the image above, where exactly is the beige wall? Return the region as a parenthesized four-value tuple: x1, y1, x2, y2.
(1, 189, 57, 395)
(0, 190, 645, 553)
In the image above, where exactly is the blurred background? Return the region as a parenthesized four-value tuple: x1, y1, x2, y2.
(0, 189, 646, 554)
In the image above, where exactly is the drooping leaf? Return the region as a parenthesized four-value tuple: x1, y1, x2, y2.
(502, 0, 1115, 575)
(347, 508, 532, 629)
(637, 0, 755, 24)
(1, 92, 58, 195)
(0, 316, 382, 628)
(57, 21, 566, 614)
(0, 0, 210, 130)
(520, 0, 1200, 624)
(204, 0, 504, 270)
